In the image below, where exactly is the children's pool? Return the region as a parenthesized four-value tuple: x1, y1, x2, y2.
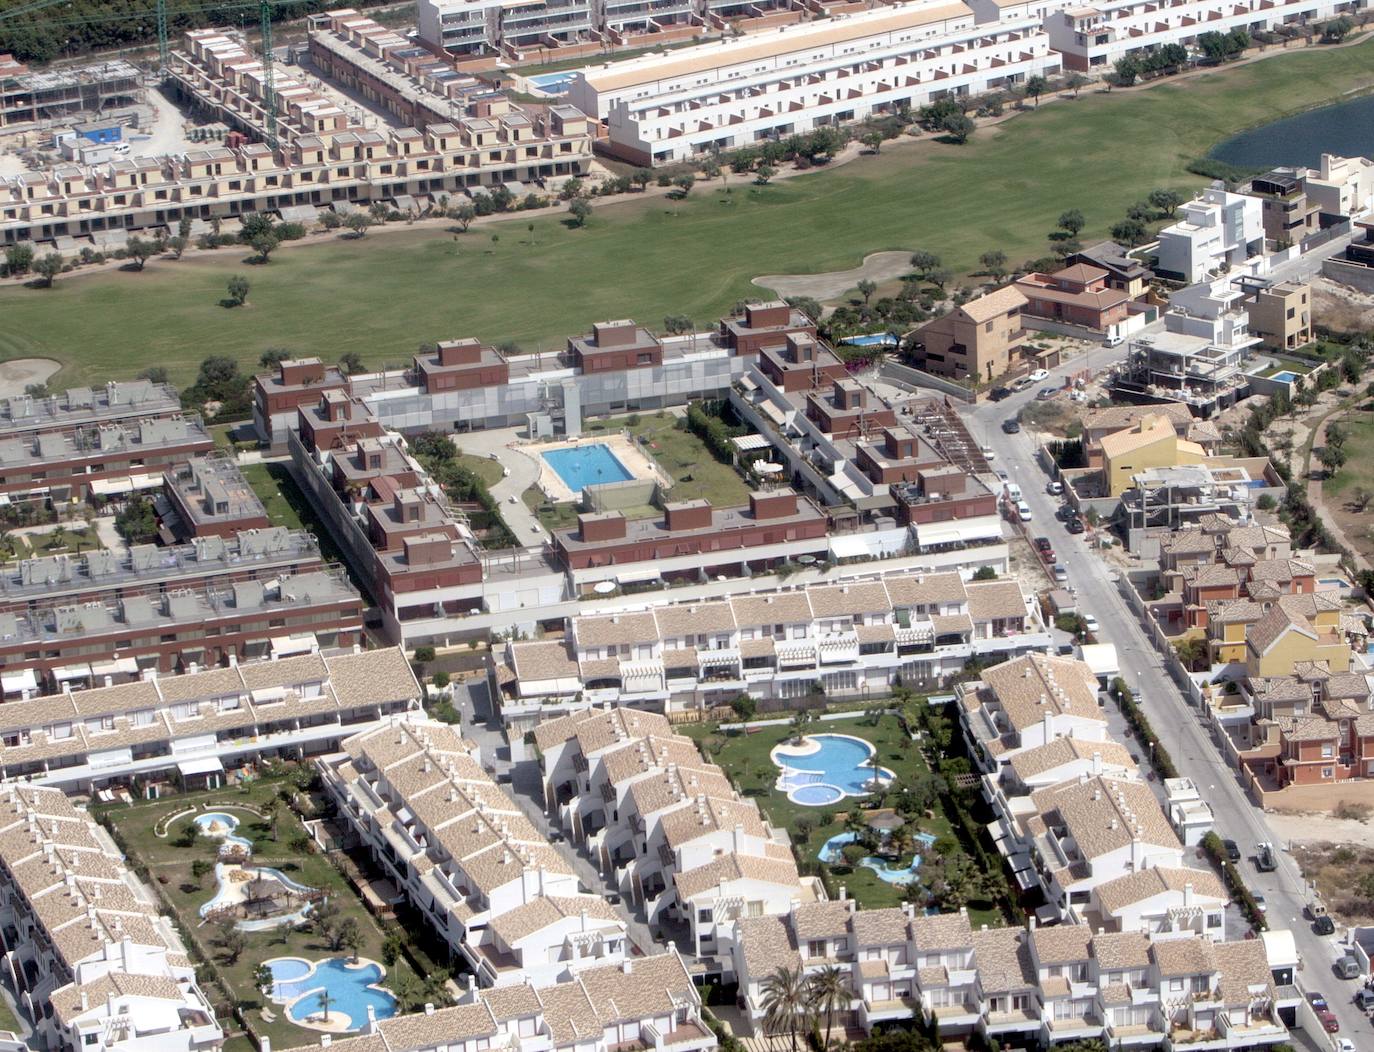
(817, 830, 938, 884)
(541, 443, 634, 496)
(772, 733, 894, 805)
(267, 956, 396, 1032)
(1270, 370, 1299, 384)
(528, 71, 575, 94)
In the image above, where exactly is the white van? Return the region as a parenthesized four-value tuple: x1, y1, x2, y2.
(1004, 482, 1022, 502)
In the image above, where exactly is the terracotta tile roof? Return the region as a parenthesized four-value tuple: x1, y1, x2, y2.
(489, 894, 623, 945)
(737, 914, 802, 978)
(1030, 775, 1181, 861)
(959, 285, 1028, 324)
(1089, 931, 1151, 971)
(1094, 866, 1226, 915)
(910, 910, 972, 952)
(965, 580, 1029, 621)
(794, 900, 854, 941)
(1030, 924, 1092, 966)
(510, 641, 580, 683)
(979, 653, 1104, 732)
(1008, 737, 1136, 783)
(1150, 936, 1216, 977)
(673, 853, 801, 901)
(574, 611, 660, 648)
(851, 906, 910, 947)
(653, 601, 736, 637)
(971, 927, 1035, 993)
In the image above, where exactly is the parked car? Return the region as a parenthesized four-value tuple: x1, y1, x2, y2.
(1083, 613, 1099, 634)
(1056, 504, 1074, 521)
(1052, 564, 1068, 583)
(996, 469, 1010, 482)
(989, 386, 1011, 401)
(1255, 842, 1277, 872)
(1066, 517, 1085, 534)
(1033, 536, 1053, 552)
(1002, 418, 1022, 434)
(1016, 501, 1033, 522)
(1306, 992, 1329, 1011)
(1012, 375, 1035, 391)
(1335, 954, 1360, 979)
(980, 444, 996, 462)
(1314, 915, 1336, 936)
(1028, 369, 1049, 382)
(1046, 480, 1063, 496)
(1353, 988, 1374, 1011)
(1222, 838, 1241, 863)
(1036, 387, 1058, 401)
(1253, 894, 1266, 914)
(1317, 1008, 1340, 1033)
(1104, 334, 1125, 348)
(1335, 1038, 1356, 1052)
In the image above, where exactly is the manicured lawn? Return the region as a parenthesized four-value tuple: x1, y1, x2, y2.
(242, 462, 308, 531)
(0, 988, 21, 1034)
(454, 453, 504, 489)
(0, 524, 101, 562)
(681, 714, 999, 925)
(96, 778, 424, 1050)
(4, 41, 1374, 391)
(522, 485, 581, 531)
(590, 411, 752, 508)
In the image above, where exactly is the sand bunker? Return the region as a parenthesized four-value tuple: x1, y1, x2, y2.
(753, 250, 913, 302)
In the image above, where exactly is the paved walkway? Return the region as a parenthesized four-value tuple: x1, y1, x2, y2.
(453, 428, 547, 545)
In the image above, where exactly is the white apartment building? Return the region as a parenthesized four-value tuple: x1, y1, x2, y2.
(418, 0, 597, 54)
(1156, 188, 1264, 284)
(275, 951, 716, 1052)
(730, 904, 1291, 1049)
(1045, 0, 1346, 72)
(496, 570, 1049, 720)
(0, 646, 420, 791)
(1302, 152, 1374, 218)
(566, 1, 1061, 165)
(1117, 270, 1262, 412)
(0, 784, 222, 1052)
(324, 714, 629, 988)
(532, 707, 822, 973)
(322, 718, 631, 988)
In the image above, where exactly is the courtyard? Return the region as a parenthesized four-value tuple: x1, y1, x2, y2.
(94, 771, 439, 1049)
(682, 712, 1005, 926)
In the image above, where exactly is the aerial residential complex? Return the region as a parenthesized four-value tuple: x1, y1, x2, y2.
(0, 783, 222, 1052)
(253, 303, 816, 446)
(566, 1, 1061, 165)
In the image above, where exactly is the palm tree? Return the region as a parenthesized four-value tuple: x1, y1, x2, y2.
(806, 965, 851, 1049)
(262, 797, 281, 841)
(760, 965, 808, 1052)
(317, 988, 333, 1024)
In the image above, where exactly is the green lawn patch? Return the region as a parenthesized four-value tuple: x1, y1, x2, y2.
(622, 412, 751, 508)
(6, 40, 1374, 390)
(96, 778, 427, 1050)
(0, 988, 22, 1034)
(1320, 412, 1374, 500)
(454, 453, 504, 489)
(522, 485, 582, 531)
(242, 462, 307, 531)
(681, 713, 998, 924)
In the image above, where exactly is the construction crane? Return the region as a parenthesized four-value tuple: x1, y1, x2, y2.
(2, 0, 293, 145)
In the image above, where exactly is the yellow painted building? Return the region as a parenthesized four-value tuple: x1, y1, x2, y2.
(1244, 604, 1350, 678)
(1099, 415, 1207, 497)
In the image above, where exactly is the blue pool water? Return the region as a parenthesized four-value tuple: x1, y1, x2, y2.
(528, 71, 575, 94)
(817, 831, 938, 884)
(542, 444, 634, 496)
(841, 333, 899, 348)
(1270, 370, 1299, 384)
(792, 784, 845, 806)
(270, 957, 396, 1032)
(774, 733, 894, 805)
(193, 811, 254, 855)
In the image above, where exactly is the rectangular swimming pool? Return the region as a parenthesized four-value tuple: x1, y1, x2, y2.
(542, 443, 633, 495)
(1270, 370, 1299, 384)
(527, 72, 575, 94)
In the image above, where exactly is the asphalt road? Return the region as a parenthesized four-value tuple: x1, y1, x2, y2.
(967, 342, 1371, 1048)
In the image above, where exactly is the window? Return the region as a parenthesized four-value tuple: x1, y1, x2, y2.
(1321, 766, 1334, 778)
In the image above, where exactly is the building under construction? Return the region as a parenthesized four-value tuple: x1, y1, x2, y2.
(0, 54, 143, 132)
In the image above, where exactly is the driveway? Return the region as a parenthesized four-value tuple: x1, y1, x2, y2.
(453, 429, 548, 547)
(967, 344, 1374, 1043)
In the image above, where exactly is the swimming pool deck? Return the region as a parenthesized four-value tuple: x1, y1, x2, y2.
(521, 432, 669, 504)
(266, 956, 394, 1034)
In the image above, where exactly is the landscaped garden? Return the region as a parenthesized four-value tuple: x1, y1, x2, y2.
(94, 769, 453, 1049)
(5, 38, 1374, 390)
(682, 704, 1012, 926)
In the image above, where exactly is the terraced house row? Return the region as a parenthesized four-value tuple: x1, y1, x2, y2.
(1, 30, 592, 248)
(732, 902, 1292, 1049)
(0, 646, 420, 791)
(274, 951, 713, 1052)
(493, 568, 1049, 720)
(0, 783, 221, 1052)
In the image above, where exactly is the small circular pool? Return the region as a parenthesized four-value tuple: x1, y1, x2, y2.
(194, 812, 240, 836)
(790, 783, 845, 806)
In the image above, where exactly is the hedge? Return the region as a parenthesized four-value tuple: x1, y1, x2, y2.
(1202, 832, 1268, 931)
(1110, 677, 1180, 781)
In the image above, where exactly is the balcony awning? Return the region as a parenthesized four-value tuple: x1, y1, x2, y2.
(177, 756, 224, 777)
(88, 472, 162, 496)
(616, 569, 663, 585)
(270, 634, 318, 658)
(914, 515, 1004, 549)
(0, 669, 37, 695)
(53, 663, 93, 683)
(731, 433, 771, 452)
(90, 656, 138, 678)
(698, 652, 737, 668)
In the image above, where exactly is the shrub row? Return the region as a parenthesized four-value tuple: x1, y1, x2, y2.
(1110, 677, 1180, 781)
(1202, 832, 1269, 931)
